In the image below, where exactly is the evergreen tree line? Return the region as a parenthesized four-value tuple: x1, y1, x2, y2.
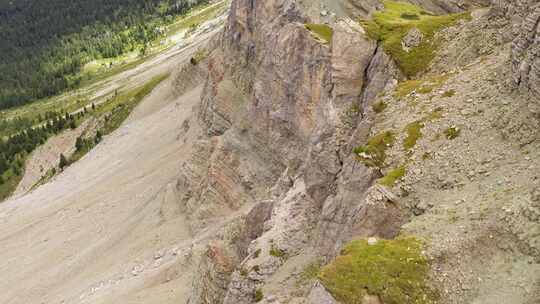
(0, 110, 67, 137)
(0, 110, 87, 183)
(0, 0, 209, 110)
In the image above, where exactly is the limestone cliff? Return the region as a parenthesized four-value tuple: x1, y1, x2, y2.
(178, 0, 540, 303)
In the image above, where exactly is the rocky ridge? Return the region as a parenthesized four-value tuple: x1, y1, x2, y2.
(170, 0, 540, 303)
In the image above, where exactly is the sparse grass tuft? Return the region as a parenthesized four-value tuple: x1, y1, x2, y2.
(360, 0, 471, 77)
(378, 166, 406, 187)
(305, 24, 334, 44)
(254, 289, 264, 302)
(319, 238, 437, 304)
(395, 79, 423, 98)
(354, 131, 395, 167)
(403, 121, 424, 150)
(426, 107, 444, 121)
(444, 126, 461, 140)
(448, 209, 460, 223)
(394, 74, 449, 98)
(269, 245, 287, 259)
(442, 89, 456, 97)
(372, 100, 388, 113)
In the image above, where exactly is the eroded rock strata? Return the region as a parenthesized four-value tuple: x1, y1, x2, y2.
(179, 0, 540, 303)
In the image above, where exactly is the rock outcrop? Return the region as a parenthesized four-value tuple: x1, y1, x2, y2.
(510, 2, 540, 102)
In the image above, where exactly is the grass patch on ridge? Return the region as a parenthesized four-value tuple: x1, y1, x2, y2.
(319, 238, 437, 304)
(360, 0, 470, 77)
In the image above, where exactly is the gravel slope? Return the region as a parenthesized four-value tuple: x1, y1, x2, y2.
(0, 19, 223, 302)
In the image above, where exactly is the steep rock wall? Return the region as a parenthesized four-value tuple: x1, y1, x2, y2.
(183, 0, 540, 303)
(187, 0, 404, 303)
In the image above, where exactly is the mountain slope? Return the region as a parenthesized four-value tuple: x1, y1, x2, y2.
(0, 0, 538, 303)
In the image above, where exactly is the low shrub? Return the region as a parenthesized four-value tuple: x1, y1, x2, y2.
(354, 131, 395, 167)
(378, 166, 406, 186)
(444, 126, 461, 140)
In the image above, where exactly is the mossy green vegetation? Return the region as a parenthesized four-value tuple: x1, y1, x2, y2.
(360, 0, 470, 77)
(378, 166, 406, 186)
(299, 261, 321, 283)
(404, 121, 424, 150)
(319, 238, 437, 304)
(305, 24, 334, 44)
(354, 131, 395, 167)
(444, 126, 461, 140)
(295, 261, 322, 291)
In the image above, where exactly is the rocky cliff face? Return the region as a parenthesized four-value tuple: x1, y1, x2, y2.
(178, 0, 540, 303)
(509, 1, 540, 103)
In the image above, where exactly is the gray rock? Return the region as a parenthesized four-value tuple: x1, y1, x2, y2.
(402, 27, 423, 52)
(509, 2, 540, 102)
(189, 241, 240, 304)
(308, 282, 338, 304)
(531, 188, 540, 203)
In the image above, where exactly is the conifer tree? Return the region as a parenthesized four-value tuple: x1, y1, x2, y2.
(59, 153, 68, 170)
